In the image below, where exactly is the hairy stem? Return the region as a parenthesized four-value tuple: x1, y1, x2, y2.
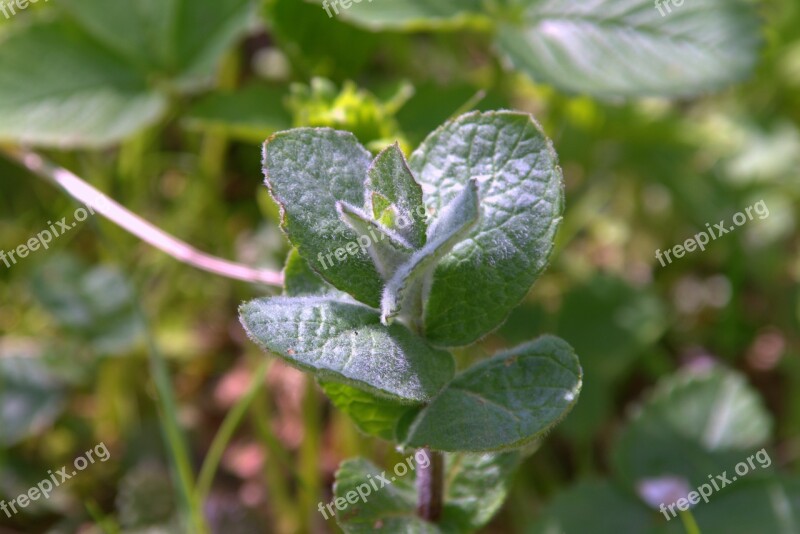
(416, 447, 444, 522)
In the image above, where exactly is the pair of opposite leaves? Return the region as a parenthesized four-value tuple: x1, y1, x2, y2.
(241, 111, 581, 451)
(262, 110, 563, 347)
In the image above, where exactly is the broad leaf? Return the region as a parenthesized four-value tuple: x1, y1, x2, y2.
(409, 111, 563, 347)
(497, 0, 762, 98)
(0, 0, 256, 147)
(613, 366, 773, 492)
(320, 380, 413, 441)
(263, 128, 383, 306)
(239, 297, 454, 403)
(316, 0, 487, 31)
(399, 335, 581, 451)
(59, 0, 256, 85)
(687, 477, 800, 534)
(367, 143, 428, 248)
(0, 20, 166, 147)
(381, 179, 480, 325)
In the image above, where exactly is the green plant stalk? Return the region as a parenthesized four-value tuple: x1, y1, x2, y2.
(416, 447, 444, 521)
(143, 330, 207, 534)
(195, 359, 270, 505)
(250, 390, 297, 534)
(298, 374, 323, 533)
(679, 509, 703, 534)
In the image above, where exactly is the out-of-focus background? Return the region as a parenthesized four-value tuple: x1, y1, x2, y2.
(0, 0, 798, 532)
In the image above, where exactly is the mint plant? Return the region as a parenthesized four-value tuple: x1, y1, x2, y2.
(240, 110, 582, 531)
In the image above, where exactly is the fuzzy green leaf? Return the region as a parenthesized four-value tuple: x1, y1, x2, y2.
(367, 143, 428, 248)
(497, 0, 762, 98)
(239, 297, 454, 403)
(381, 179, 480, 325)
(263, 128, 384, 306)
(409, 111, 563, 347)
(336, 201, 413, 279)
(399, 335, 581, 451)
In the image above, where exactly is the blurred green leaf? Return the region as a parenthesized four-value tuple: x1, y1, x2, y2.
(30, 256, 145, 355)
(613, 366, 773, 492)
(316, 0, 488, 31)
(0, 351, 65, 446)
(497, 0, 762, 98)
(530, 479, 655, 534)
(0, 20, 166, 147)
(0, 0, 255, 147)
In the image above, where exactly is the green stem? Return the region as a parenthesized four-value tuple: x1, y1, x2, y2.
(251, 386, 297, 534)
(195, 360, 270, 505)
(142, 327, 207, 534)
(679, 509, 703, 534)
(298, 375, 322, 533)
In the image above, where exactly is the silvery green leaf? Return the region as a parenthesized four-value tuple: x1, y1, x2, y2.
(366, 143, 428, 248)
(399, 335, 582, 451)
(263, 128, 383, 306)
(336, 201, 413, 279)
(381, 179, 479, 326)
(239, 297, 454, 403)
(409, 111, 563, 347)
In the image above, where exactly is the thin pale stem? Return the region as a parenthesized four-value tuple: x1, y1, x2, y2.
(2, 148, 283, 287)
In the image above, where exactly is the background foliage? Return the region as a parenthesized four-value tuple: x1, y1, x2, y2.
(0, 0, 799, 532)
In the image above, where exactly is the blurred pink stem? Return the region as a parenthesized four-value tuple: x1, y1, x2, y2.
(5, 148, 283, 287)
